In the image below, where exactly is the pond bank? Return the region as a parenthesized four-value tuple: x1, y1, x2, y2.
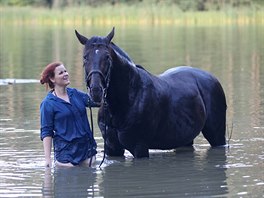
(1, 5, 263, 26)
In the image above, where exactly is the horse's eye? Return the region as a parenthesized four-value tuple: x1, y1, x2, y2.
(106, 55, 111, 62)
(83, 57, 88, 63)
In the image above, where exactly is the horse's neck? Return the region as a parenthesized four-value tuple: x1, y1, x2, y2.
(107, 47, 159, 116)
(110, 53, 139, 92)
(110, 46, 138, 85)
(107, 54, 140, 113)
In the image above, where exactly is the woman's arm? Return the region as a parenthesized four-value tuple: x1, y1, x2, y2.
(40, 100, 54, 167)
(43, 136, 52, 167)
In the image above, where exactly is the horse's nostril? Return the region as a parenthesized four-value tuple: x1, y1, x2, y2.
(90, 86, 103, 102)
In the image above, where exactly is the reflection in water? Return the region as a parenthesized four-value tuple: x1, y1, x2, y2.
(0, 78, 39, 85)
(0, 25, 264, 197)
(43, 168, 53, 198)
(42, 148, 228, 197)
(100, 149, 228, 197)
(43, 167, 97, 198)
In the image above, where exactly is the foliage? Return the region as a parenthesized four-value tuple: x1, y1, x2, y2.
(0, 0, 263, 10)
(0, 0, 263, 26)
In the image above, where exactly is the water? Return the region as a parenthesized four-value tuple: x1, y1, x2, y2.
(0, 24, 263, 197)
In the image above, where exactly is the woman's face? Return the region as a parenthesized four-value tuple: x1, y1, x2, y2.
(51, 65, 70, 87)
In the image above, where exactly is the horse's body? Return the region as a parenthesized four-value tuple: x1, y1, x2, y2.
(75, 28, 227, 158)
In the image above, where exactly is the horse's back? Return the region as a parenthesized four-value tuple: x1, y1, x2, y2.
(159, 66, 216, 83)
(159, 66, 225, 100)
(159, 66, 193, 77)
(159, 65, 226, 111)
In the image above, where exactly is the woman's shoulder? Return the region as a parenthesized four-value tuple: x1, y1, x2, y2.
(40, 91, 55, 107)
(67, 87, 78, 94)
(43, 90, 56, 99)
(67, 87, 75, 92)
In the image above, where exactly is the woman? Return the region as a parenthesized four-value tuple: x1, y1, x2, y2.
(40, 61, 99, 167)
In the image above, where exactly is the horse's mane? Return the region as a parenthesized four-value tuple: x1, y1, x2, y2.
(109, 42, 149, 81)
(110, 42, 136, 67)
(135, 64, 146, 70)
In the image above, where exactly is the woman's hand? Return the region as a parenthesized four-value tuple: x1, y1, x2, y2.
(88, 95, 101, 107)
(45, 158, 52, 168)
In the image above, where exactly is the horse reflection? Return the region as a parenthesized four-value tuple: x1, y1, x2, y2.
(98, 148, 228, 197)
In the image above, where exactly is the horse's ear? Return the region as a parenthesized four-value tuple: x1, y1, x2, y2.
(75, 30, 88, 45)
(106, 27, 115, 44)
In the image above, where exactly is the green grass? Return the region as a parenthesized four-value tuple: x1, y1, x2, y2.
(0, 4, 263, 26)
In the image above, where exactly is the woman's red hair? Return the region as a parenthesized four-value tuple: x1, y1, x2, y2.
(40, 61, 62, 89)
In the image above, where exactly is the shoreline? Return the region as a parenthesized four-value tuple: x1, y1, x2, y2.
(1, 6, 263, 26)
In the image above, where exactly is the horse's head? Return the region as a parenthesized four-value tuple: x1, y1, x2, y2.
(75, 28, 115, 104)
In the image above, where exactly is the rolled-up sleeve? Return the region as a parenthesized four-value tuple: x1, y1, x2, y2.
(40, 101, 54, 141)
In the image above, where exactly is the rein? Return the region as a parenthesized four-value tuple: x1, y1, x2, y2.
(87, 70, 105, 84)
(98, 65, 111, 168)
(88, 106, 94, 167)
(88, 95, 108, 168)
(99, 95, 108, 168)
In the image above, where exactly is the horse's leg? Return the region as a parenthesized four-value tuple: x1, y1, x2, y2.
(125, 144, 149, 158)
(98, 109, 125, 157)
(184, 140, 194, 147)
(201, 83, 227, 147)
(118, 132, 149, 158)
(202, 117, 226, 147)
(133, 142, 149, 158)
(103, 127, 125, 156)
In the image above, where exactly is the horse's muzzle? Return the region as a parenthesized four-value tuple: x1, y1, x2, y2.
(90, 86, 103, 103)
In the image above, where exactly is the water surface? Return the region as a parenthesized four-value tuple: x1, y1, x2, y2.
(0, 24, 263, 197)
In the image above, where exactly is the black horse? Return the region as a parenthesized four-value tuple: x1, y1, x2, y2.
(75, 28, 227, 158)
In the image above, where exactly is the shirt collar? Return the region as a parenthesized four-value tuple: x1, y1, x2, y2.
(46, 87, 73, 102)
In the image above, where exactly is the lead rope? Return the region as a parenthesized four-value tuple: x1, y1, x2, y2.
(88, 104, 105, 168)
(89, 106, 94, 167)
(99, 93, 108, 168)
(99, 64, 112, 168)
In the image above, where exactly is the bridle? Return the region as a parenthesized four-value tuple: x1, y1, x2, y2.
(84, 57, 112, 96)
(86, 70, 105, 87)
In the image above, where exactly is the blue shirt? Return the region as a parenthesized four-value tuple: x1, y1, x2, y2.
(40, 87, 97, 165)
